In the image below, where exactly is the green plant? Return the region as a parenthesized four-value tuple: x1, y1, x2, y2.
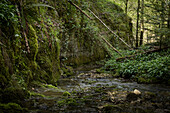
(0, 0, 18, 26)
(103, 49, 170, 83)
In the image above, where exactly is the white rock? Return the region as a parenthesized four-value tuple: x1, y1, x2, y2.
(134, 89, 141, 95)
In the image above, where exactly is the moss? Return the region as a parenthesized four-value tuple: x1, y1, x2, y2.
(137, 77, 151, 84)
(63, 91, 71, 97)
(0, 103, 27, 113)
(0, 74, 8, 89)
(137, 77, 160, 84)
(42, 84, 58, 89)
(29, 91, 45, 97)
(1, 87, 30, 104)
(101, 104, 122, 112)
(61, 66, 74, 77)
(96, 68, 105, 73)
(27, 24, 39, 62)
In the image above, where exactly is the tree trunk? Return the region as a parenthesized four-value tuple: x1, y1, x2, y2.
(125, 0, 129, 14)
(136, 0, 140, 48)
(140, 0, 144, 46)
(168, 1, 170, 29)
(160, 1, 165, 49)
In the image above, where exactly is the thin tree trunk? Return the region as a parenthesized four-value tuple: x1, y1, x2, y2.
(136, 0, 140, 48)
(125, 0, 130, 45)
(168, 2, 170, 29)
(140, 0, 144, 46)
(160, 1, 165, 49)
(125, 0, 129, 14)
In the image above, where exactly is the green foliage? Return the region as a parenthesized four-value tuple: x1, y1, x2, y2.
(0, 0, 18, 26)
(103, 49, 170, 83)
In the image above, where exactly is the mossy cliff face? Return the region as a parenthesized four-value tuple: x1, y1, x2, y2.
(59, 0, 132, 66)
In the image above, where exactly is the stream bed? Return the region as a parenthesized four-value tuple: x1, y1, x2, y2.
(25, 67, 170, 113)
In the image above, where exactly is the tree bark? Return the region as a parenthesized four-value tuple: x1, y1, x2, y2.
(168, 1, 170, 29)
(125, 0, 129, 14)
(136, 0, 140, 48)
(140, 0, 144, 46)
(160, 1, 165, 49)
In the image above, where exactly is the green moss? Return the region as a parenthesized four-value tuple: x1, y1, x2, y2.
(27, 24, 39, 62)
(29, 91, 45, 97)
(101, 104, 122, 112)
(63, 91, 71, 97)
(61, 66, 74, 77)
(0, 74, 8, 88)
(137, 77, 159, 84)
(42, 84, 58, 89)
(0, 103, 27, 113)
(1, 87, 30, 104)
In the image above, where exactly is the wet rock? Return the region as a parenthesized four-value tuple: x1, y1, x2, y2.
(100, 104, 122, 113)
(134, 89, 141, 95)
(126, 92, 141, 102)
(154, 109, 164, 113)
(38, 103, 48, 110)
(143, 91, 156, 100)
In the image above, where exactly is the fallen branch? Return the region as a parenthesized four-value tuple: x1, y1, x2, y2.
(116, 47, 169, 62)
(68, 1, 122, 56)
(99, 34, 122, 56)
(88, 8, 132, 49)
(68, 1, 92, 20)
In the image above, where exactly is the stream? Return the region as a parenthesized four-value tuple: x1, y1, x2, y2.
(25, 65, 170, 113)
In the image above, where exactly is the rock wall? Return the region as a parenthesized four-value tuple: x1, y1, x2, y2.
(0, 0, 132, 87)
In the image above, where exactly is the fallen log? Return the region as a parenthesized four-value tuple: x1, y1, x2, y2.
(68, 1, 122, 56)
(99, 34, 122, 56)
(116, 47, 169, 62)
(88, 8, 132, 49)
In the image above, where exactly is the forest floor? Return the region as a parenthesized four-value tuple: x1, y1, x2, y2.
(25, 65, 170, 113)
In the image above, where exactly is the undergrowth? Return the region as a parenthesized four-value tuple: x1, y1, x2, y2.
(102, 48, 170, 84)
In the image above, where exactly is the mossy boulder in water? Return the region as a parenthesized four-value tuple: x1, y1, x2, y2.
(100, 104, 122, 113)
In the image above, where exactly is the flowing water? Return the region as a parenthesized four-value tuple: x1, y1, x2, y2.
(26, 66, 170, 113)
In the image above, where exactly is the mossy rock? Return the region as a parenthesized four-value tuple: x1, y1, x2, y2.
(1, 87, 30, 104)
(0, 103, 27, 113)
(101, 104, 122, 113)
(63, 91, 71, 97)
(167, 79, 170, 85)
(126, 92, 141, 101)
(0, 74, 8, 89)
(143, 91, 156, 100)
(61, 66, 74, 77)
(137, 77, 160, 84)
(137, 77, 151, 84)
